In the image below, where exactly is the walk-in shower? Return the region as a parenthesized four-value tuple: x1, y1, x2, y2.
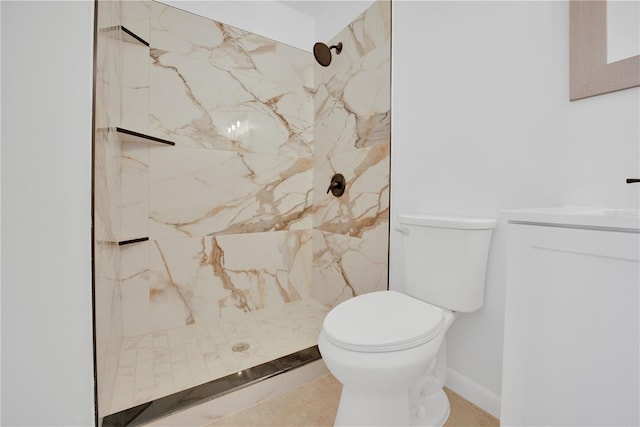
(93, 1, 391, 424)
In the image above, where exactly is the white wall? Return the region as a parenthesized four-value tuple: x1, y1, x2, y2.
(1, 1, 95, 425)
(158, 0, 315, 51)
(160, 1, 375, 52)
(391, 0, 639, 417)
(278, 0, 375, 43)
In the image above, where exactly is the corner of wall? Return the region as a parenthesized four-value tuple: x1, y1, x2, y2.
(156, 0, 315, 51)
(446, 368, 501, 420)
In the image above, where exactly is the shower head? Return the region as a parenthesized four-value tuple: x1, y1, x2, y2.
(313, 42, 343, 67)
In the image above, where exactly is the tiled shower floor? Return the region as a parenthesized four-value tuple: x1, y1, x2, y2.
(108, 299, 329, 415)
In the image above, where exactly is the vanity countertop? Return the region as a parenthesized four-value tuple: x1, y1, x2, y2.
(501, 206, 640, 232)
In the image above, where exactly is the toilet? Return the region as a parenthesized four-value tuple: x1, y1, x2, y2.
(318, 214, 496, 426)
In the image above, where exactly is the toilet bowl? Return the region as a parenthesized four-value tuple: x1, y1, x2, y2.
(319, 291, 455, 426)
(318, 214, 496, 426)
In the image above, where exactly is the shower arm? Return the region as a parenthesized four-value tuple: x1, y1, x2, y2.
(329, 44, 343, 54)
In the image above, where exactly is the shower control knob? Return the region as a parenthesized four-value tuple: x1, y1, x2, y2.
(327, 173, 346, 197)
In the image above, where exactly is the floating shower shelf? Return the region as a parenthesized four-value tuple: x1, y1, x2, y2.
(99, 25, 149, 47)
(117, 237, 149, 246)
(98, 237, 149, 247)
(116, 127, 176, 146)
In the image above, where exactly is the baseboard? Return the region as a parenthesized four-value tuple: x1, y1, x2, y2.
(445, 368, 501, 419)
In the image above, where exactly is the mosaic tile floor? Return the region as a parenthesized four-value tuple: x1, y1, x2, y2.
(109, 299, 329, 415)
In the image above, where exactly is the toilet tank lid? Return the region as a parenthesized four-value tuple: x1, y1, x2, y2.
(398, 214, 496, 230)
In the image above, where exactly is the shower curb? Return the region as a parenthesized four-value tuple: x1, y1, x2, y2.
(102, 346, 322, 426)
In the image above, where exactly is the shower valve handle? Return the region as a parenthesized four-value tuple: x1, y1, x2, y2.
(327, 182, 340, 192)
(327, 173, 346, 197)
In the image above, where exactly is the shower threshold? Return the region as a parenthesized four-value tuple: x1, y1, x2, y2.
(102, 299, 328, 426)
(102, 346, 321, 426)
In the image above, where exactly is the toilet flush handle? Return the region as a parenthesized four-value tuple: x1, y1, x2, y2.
(394, 226, 409, 236)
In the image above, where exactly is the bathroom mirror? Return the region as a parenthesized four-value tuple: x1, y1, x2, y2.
(570, 0, 640, 101)
(607, 1, 640, 64)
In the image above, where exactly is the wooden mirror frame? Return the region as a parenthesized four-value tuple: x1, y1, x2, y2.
(570, 0, 640, 101)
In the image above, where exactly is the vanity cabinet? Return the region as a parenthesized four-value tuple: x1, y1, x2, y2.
(501, 209, 639, 426)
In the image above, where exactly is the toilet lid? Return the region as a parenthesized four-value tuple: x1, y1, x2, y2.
(322, 290, 445, 352)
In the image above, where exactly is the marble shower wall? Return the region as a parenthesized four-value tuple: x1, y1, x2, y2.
(312, 1, 391, 308)
(148, 230, 313, 331)
(95, 2, 391, 400)
(114, 1, 317, 337)
(94, 0, 124, 416)
(94, 1, 157, 415)
(148, 2, 313, 158)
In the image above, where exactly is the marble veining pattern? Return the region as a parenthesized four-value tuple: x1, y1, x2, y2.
(314, 1, 391, 157)
(149, 1, 313, 157)
(148, 230, 312, 333)
(149, 146, 312, 239)
(311, 0, 391, 309)
(120, 242, 151, 338)
(311, 227, 389, 308)
(313, 143, 389, 238)
(119, 142, 149, 240)
(313, 1, 390, 239)
(121, 41, 150, 134)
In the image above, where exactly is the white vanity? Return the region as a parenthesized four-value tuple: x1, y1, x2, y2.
(501, 207, 639, 426)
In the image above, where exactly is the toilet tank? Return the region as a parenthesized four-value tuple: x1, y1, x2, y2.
(398, 214, 496, 312)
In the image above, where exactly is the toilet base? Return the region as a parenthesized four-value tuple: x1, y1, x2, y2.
(335, 386, 411, 426)
(333, 386, 450, 427)
(412, 389, 450, 427)
(321, 311, 458, 426)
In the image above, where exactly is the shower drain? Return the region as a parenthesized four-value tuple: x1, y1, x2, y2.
(232, 342, 250, 352)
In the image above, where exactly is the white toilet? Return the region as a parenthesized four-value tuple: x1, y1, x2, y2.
(318, 214, 496, 427)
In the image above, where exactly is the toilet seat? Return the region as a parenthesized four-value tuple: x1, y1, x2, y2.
(322, 290, 444, 352)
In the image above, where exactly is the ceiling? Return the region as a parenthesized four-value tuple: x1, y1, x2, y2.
(276, 1, 329, 19)
(277, 0, 376, 41)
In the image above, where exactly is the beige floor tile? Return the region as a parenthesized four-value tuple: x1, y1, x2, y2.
(207, 375, 341, 427)
(444, 388, 499, 427)
(207, 374, 498, 427)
